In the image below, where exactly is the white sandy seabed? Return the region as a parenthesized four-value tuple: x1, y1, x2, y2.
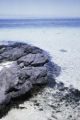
(0, 27, 80, 120)
(0, 27, 80, 89)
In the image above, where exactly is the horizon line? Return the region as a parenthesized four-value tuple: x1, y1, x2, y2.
(0, 17, 80, 20)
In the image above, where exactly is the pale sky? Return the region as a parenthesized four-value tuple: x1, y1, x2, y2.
(0, 0, 80, 18)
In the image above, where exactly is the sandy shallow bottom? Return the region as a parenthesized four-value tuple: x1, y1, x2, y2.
(0, 27, 80, 89)
(0, 27, 80, 120)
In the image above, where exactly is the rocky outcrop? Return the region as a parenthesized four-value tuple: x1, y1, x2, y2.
(0, 41, 53, 110)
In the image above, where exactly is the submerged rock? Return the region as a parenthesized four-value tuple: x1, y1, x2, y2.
(0, 41, 54, 110)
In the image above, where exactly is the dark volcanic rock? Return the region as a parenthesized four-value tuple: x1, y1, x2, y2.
(0, 41, 54, 110)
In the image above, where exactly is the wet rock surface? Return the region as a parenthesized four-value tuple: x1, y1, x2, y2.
(0, 41, 54, 110)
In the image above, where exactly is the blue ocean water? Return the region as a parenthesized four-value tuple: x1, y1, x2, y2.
(0, 19, 80, 28)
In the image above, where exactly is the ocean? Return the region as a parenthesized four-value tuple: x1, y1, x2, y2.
(0, 19, 80, 28)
